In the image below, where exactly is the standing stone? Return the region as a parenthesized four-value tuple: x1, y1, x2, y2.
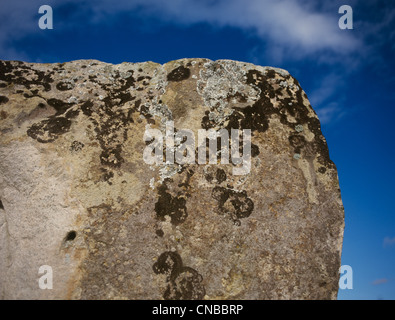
(0, 58, 344, 299)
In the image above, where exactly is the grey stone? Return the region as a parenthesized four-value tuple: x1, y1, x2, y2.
(0, 58, 344, 299)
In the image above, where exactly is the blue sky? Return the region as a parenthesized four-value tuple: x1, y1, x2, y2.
(1, 0, 394, 300)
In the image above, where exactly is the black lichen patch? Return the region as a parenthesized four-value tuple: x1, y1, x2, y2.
(153, 251, 183, 277)
(266, 69, 276, 79)
(80, 70, 139, 181)
(306, 116, 334, 168)
(226, 91, 248, 103)
(0, 60, 54, 92)
(318, 166, 327, 174)
(70, 140, 84, 152)
(137, 75, 151, 85)
(226, 104, 269, 133)
(205, 167, 227, 184)
(201, 70, 276, 136)
(204, 171, 214, 183)
(177, 168, 194, 191)
(251, 143, 260, 157)
(153, 251, 205, 300)
(0, 96, 9, 104)
(164, 267, 205, 300)
(47, 98, 75, 116)
(27, 116, 72, 143)
(288, 134, 306, 154)
(167, 66, 191, 82)
(201, 67, 335, 169)
(211, 186, 254, 225)
(101, 169, 114, 184)
(154, 181, 188, 225)
(65, 108, 80, 119)
(201, 111, 213, 130)
(80, 100, 94, 116)
(246, 69, 267, 86)
(26, 67, 142, 183)
(99, 145, 124, 168)
(27, 98, 79, 143)
(216, 168, 227, 184)
(283, 78, 334, 169)
(56, 81, 74, 91)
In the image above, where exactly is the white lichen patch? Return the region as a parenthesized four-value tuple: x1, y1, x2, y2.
(149, 177, 155, 190)
(197, 60, 260, 126)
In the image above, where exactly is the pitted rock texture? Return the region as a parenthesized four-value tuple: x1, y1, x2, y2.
(0, 58, 344, 299)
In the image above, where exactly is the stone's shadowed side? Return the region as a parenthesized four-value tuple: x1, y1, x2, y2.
(0, 58, 344, 300)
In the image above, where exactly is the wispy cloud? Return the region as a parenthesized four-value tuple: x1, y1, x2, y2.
(308, 73, 347, 124)
(96, 0, 362, 60)
(0, 0, 361, 61)
(316, 102, 346, 125)
(309, 73, 344, 106)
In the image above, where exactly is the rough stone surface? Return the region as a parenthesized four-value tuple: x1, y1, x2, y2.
(0, 58, 344, 300)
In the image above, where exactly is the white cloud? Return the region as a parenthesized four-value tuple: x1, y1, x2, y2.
(315, 102, 346, 125)
(123, 0, 361, 55)
(0, 0, 362, 61)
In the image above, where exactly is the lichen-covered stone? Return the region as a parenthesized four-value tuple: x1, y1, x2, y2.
(0, 58, 344, 299)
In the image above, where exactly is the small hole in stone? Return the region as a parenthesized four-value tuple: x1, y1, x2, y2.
(65, 231, 77, 241)
(156, 229, 164, 237)
(0, 199, 4, 210)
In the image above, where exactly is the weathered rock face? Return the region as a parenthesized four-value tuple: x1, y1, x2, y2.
(0, 58, 344, 300)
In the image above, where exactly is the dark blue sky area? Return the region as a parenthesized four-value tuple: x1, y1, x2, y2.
(1, 0, 394, 299)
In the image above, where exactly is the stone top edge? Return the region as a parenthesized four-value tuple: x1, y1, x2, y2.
(0, 58, 290, 77)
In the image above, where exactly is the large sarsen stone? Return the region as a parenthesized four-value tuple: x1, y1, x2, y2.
(0, 58, 344, 299)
